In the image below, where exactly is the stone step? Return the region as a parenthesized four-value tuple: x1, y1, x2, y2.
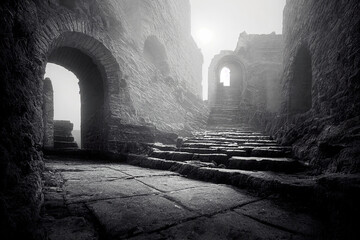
(251, 148, 292, 158)
(182, 143, 238, 148)
(185, 138, 275, 144)
(228, 157, 306, 173)
(54, 135, 74, 142)
(149, 150, 228, 165)
(54, 141, 78, 149)
(150, 150, 193, 161)
(176, 147, 291, 159)
(127, 155, 316, 200)
(148, 143, 177, 151)
(175, 147, 221, 154)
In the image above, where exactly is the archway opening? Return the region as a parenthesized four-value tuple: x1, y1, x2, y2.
(45, 63, 81, 148)
(215, 60, 245, 106)
(46, 46, 105, 150)
(220, 67, 230, 86)
(289, 46, 312, 113)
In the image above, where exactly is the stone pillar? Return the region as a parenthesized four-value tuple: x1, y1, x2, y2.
(43, 77, 54, 149)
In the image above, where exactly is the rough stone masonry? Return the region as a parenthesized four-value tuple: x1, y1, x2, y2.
(0, 0, 205, 238)
(0, 0, 360, 239)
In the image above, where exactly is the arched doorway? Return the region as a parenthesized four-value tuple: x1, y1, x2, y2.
(289, 45, 312, 113)
(41, 32, 122, 151)
(215, 59, 246, 107)
(48, 46, 105, 150)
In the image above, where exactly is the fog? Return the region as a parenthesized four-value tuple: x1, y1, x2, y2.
(45, 0, 286, 130)
(190, 0, 286, 99)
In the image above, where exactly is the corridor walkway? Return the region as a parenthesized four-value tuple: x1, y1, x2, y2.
(41, 157, 323, 239)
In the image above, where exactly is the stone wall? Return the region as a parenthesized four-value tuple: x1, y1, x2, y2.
(265, 0, 360, 173)
(0, 0, 205, 238)
(208, 32, 283, 125)
(42, 78, 54, 149)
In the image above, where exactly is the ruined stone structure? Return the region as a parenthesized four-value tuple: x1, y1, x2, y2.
(208, 32, 283, 126)
(0, 0, 205, 237)
(1, 0, 360, 239)
(209, 0, 360, 174)
(265, 0, 360, 173)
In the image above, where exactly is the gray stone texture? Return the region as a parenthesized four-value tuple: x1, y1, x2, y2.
(0, 0, 205, 238)
(265, 0, 360, 173)
(41, 158, 323, 239)
(208, 33, 283, 125)
(43, 78, 54, 149)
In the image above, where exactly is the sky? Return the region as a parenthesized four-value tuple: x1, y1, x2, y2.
(45, 0, 286, 130)
(190, 0, 286, 99)
(45, 63, 81, 130)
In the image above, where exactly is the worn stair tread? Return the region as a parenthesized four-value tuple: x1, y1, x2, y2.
(230, 156, 295, 162)
(175, 147, 221, 154)
(150, 143, 177, 151)
(126, 155, 316, 198)
(228, 157, 306, 173)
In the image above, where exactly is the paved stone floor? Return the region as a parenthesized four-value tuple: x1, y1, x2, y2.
(41, 156, 325, 240)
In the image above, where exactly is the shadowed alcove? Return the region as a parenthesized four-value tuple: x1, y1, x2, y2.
(289, 45, 312, 113)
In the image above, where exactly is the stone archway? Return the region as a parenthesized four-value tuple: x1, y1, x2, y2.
(209, 54, 246, 108)
(42, 31, 122, 151)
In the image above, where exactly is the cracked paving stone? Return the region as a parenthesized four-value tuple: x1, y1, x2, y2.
(87, 195, 197, 239)
(64, 179, 159, 203)
(137, 175, 217, 192)
(43, 216, 97, 240)
(61, 168, 129, 182)
(164, 185, 258, 215)
(234, 199, 323, 237)
(130, 211, 308, 240)
(117, 167, 180, 178)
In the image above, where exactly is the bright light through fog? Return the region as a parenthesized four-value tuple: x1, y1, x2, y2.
(220, 67, 230, 86)
(190, 0, 286, 99)
(197, 28, 214, 45)
(44, 64, 81, 130)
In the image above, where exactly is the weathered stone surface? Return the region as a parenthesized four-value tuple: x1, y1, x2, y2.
(132, 212, 308, 240)
(262, 0, 360, 173)
(0, 1, 206, 236)
(42, 217, 97, 240)
(165, 185, 258, 215)
(137, 175, 213, 192)
(43, 78, 54, 149)
(64, 179, 159, 203)
(234, 199, 323, 237)
(87, 195, 197, 239)
(208, 33, 283, 126)
(228, 156, 305, 173)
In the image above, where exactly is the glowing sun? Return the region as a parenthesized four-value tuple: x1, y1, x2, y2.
(197, 28, 214, 45)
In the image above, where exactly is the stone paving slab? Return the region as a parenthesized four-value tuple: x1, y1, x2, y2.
(42, 157, 326, 239)
(116, 166, 180, 177)
(164, 185, 258, 215)
(137, 175, 216, 192)
(64, 179, 159, 203)
(42, 216, 97, 240)
(61, 168, 129, 182)
(87, 195, 197, 239)
(130, 211, 308, 240)
(234, 199, 322, 237)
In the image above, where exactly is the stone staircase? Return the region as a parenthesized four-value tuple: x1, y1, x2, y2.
(54, 120, 79, 150)
(148, 125, 307, 174)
